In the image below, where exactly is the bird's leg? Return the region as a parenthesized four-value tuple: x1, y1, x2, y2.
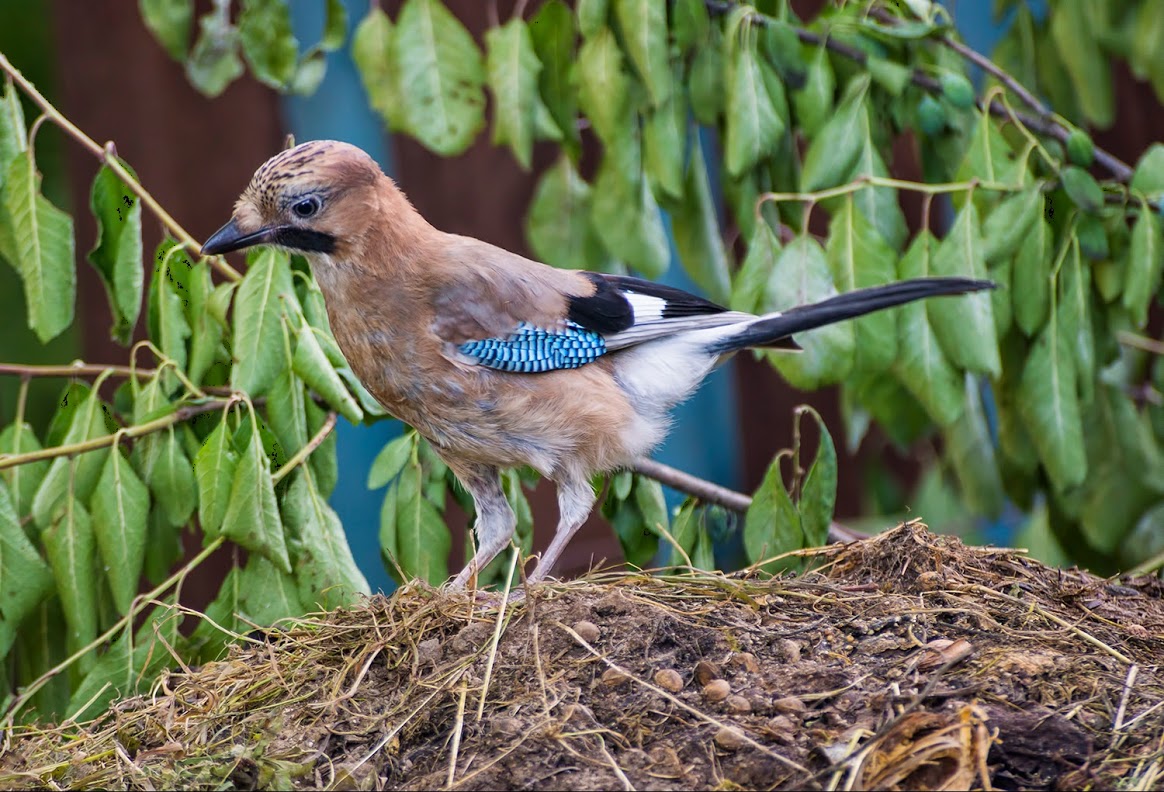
(526, 474, 598, 584)
(448, 464, 516, 589)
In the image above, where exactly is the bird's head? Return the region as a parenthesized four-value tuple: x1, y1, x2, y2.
(201, 140, 386, 261)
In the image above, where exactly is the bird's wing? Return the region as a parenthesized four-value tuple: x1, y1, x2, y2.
(433, 262, 770, 374)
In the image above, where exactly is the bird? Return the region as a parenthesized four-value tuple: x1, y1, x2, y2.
(202, 140, 993, 589)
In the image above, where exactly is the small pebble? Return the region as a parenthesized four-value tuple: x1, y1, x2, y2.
(693, 660, 721, 686)
(702, 679, 731, 702)
(773, 695, 806, 714)
(714, 727, 747, 751)
(730, 652, 760, 674)
(416, 637, 442, 666)
(492, 717, 522, 736)
(776, 639, 802, 663)
(653, 668, 684, 692)
(767, 715, 796, 736)
(725, 694, 751, 714)
(600, 667, 629, 687)
(573, 620, 601, 643)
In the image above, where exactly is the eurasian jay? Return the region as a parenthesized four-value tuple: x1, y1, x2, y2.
(202, 140, 991, 588)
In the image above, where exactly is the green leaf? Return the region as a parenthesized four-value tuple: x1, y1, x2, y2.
(5, 149, 76, 343)
(238, 0, 299, 88)
(140, 0, 192, 60)
(194, 415, 238, 537)
(379, 481, 399, 577)
(577, 0, 610, 37)
(946, 375, 1006, 518)
(1050, 1, 1113, 128)
(744, 453, 802, 572)
(1020, 305, 1086, 492)
(591, 142, 670, 278)
(798, 411, 837, 547)
(526, 157, 609, 271)
(288, 49, 328, 96)
(42, 493, 97, 670)
(140, 428, 196, 528)
(800, 75, 869, 192)
(1059, 237, 1095, 403)
(529, 0, 579, 156)
(792, 44, 834, 139)
(825, 197, 898, 373)
(232, 248, 295, 397)
(867, 55, 911, 96)
(643, 93, 685, 201)
(219, 422, 290, 573)
(848, 135, 908, 251)
(928, 203, 1000, 376)
(485, 20, 542, 170)
(613, 0, 671, 107)
(954, 112, 1020, 209)
(688, 28, 724, 126)
(982, 188, 1041, 265)
(1131, 144, 1164, 199)
(293, 326, 363, 424)
(0, 480, 54, 659)
(239, 554, 303, 625)
(725, 44, 786, 178)
(368, 433, 413, 490)
(305, 398, 338, 499)
(731, 219, 780, 315)
(891, 232, 964, 426)
(1060, 166, 1104, 215)
(1124, 204, 1163, 327)
(353, 7, 406, 131)
(283, 470, 369, 610)
(320, 0, 347, 51)
(0, 421, 49, 517)
(576, 27, 631, 146)
(763, 236, 855, 390)
(634, 475, 669, 536)
(186, 261, 224, 385)
(148, 245, 192, 386)
(671, 141, 731, 304)
(90, 449, 150, 613)
(32, 390, 111, 531)
(395, 458, 450, 584)
(88, 164, 143, 344)
(394, 0, 486, 156)
(668, 499, 699, 568)
(0, 80, 27, 268)
(191, 567, 242, 662)
(266, 365, 307, 461)
(186, 11, 244, 98)
(673, 0, 709, 52)
(1012, 217, 1052, 336)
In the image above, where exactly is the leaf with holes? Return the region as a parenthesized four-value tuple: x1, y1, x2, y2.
(88, 163, 143, 344)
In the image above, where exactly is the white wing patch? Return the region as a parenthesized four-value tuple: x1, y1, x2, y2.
(623, 291, 666, 323)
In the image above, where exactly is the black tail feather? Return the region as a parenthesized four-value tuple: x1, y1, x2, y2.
(709, 276, 995, 354)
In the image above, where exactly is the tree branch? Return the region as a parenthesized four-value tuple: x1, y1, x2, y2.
(630, 457, 866, 543)
(0, 53, 242, 282)
(272, 410, 338, 484)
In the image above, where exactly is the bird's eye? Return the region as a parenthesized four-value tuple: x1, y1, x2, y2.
(292, 196, 321, 219)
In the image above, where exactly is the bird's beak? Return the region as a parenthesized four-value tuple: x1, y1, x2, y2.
(201, 218, 275, 256)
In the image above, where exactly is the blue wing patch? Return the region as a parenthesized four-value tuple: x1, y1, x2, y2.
(458, 321, 607, 373)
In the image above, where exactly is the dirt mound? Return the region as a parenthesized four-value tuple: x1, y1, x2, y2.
(3, 522, 1163, 790)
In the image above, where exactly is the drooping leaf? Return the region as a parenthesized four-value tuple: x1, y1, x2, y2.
(232, 248, 295, 397)
(576, 27, 631, 146)
(792, 44, 834, 139)
(0, 421, 49, 517)
(266, 364, 307, 461)
(485, 19, 542, 170)
(219, 421, 290, 573)
(530, 0, 579, 156)
(928, 202, 1000, 376)
(90, 448, 150, 613)
(731, 219, 780, 315)
(671, 141, 731, 304)
(954, 111, 1021, 211)
(848, 136, 908, 251)
(891, 231, 964, 426)
(5, 150, 75, 343)
(1131, 144, 1164, 199)
(577, 0, 610, 37)
(800, 75, 869, 193)
(744, 453, 802, 574)
(239, 554, 303, 625)
(673, 0, 709, 53)
(186, 11, 244, 98)
(1059, 237, 1095, 403)
(379, 481, 400, 578)
(88, 164, 143, 344)
(140, 428, 196, 528)
(634, 475, 669, 537)
(186, 257, 224, 385)
(32, 389, 112, 531)
(945, 376, 1006, 518)
(238, 0, 299, 88)
(591, 142, 670, 278)
(725, 43, 786, 178)
(613, 0, 671, 107)
(982, 187, 1041, 265)
(798, 410, 837, 548)
(763, 236, 855, 389)
(194, 415, 238, 537)
(368, 433, 413, 491)
(282, 470, 369, 610)
(668, 499, 699, 568)
(643, 92, 685, 201)
(41, 492, 97, 671)
(148, 245, 192, 386)
(1050, 0, 1113, 128)
(293, 325, 363, 424)
(190, 567, 242, 662)
(393, 0, 486, 156)
(1124, 203, 1163, 327)
(305, 397, 338, 499)
(352, 7, 406, 131)
(139, 0, 193, 60)
(0, 480, 54, 659)
(526, 157, 609, 271)
(689, 27, 724, 126)
(1019, 304, 1086, 492)
(825, 197, 898, 373)
(395, 458, 451, 584)
(1060, 166, 1104, 215)
(1012, 217, 1052, 336)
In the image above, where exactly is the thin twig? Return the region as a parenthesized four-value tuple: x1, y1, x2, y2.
(446, 682, 469, 789)
(0, 53, 242, 282)
(271, 410, 338, 485)
(477, 548, 520, 721)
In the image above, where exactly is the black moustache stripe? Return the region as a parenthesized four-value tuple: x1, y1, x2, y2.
(272, 227, 337, 254)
